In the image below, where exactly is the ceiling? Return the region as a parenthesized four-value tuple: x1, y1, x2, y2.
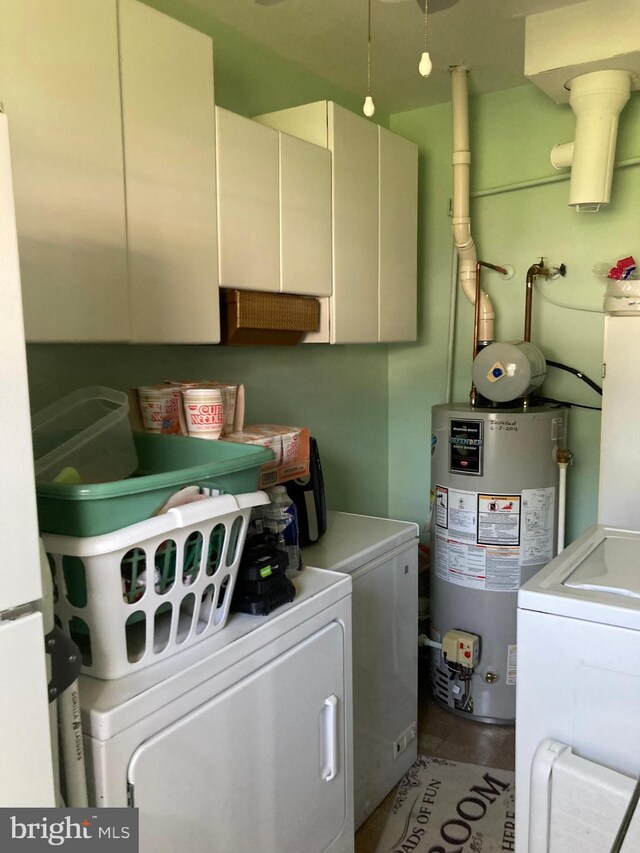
(187, 0, 589, 113)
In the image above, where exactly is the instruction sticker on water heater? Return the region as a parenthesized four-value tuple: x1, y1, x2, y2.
(434, 484, 554, 591)
(477, 494, 521, 546)
(435, 486, 448, 528)
(447, 489, 477, 541)
(521, 487, 555, 566)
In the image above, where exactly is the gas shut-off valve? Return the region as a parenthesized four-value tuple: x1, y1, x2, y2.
(441, 630, 480, 670)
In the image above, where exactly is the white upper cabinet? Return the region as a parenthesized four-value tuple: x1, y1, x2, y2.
(329, 103, 379, 343)
(0, 0, 219, 343)
(216, 109, 332, 298)
(119, 0, 219, 344)
(280, 133, 332, 297)
(256, 101, 418, 344)
(378, 126, 418, 343)
(216, 107, 280, 293)
(0, 0, 129, 342)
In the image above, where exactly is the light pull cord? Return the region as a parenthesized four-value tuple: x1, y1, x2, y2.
(363, 0, 375, 116)
(419, 0, 432, 77)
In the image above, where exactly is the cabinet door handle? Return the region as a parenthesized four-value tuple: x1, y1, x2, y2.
(322, 694, 338, 782)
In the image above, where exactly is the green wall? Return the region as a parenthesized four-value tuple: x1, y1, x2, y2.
(25, 0, 640, 539)
(27, 343, 388, 515)
(390, 85, 640, 543)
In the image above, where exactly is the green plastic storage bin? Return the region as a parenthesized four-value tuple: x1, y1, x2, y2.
(36, 432, 274, 536)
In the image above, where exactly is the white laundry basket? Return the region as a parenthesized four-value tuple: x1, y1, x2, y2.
(42, 490, 269, 680)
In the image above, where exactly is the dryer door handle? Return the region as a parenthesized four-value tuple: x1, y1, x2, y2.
(321, 694, 338, 782)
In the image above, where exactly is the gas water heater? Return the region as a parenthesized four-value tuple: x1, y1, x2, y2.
(429, 258, 570, 723)
(430, 403, 566, 723)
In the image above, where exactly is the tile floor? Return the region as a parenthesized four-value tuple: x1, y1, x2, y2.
(354, 656, 516, 852)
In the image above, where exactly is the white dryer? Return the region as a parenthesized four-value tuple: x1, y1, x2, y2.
(80, 567, 354, 853)
(516, 525, 640, 852)
(302, 510, 418, 829)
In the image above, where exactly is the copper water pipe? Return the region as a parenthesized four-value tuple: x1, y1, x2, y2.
(473, 260, 508, 358)
(470, 260, 509, 406)
(524, 259, 548, 342)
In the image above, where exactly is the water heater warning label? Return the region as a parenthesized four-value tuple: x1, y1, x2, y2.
(478, 494, 521, 546)
(521, 487, 555, 566)
(434, 484, 555, 591)
(447, 488, 477, 541)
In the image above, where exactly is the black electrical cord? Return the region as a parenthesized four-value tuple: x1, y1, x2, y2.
(546, 360, 603, 396)
(610, 776, 640, 853)
(537, 395, 602, 412)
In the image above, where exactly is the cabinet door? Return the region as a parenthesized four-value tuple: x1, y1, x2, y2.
(128, 622, 348, 853)
(280, 133, 332, 297)
(329, 104, 378, 344)
(119, 0, 219, 344)
(0, 0, 128, 342)
(216, 108, 280, 293)
(378, 128, 418, 343)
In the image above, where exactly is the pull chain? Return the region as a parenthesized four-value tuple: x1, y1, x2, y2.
(363, 0, 375, 116)
(419, 0, 432, 77)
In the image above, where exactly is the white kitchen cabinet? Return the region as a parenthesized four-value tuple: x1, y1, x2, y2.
(378, 126, 418, 343)
(0, 0, 129, 342)
(119, 0, 219, 344)
(216, 109, 332, 299)
(0, 0, 219, 343)
(280, 132, 332, 297)
(256, 101, 418, 344)
(216, 107, 280, 293)
(330, 104, 379, 343)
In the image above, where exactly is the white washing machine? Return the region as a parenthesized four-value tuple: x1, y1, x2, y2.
(302, 510, 419, 829)
(516, 524, 640, 851)
(79, 567, 354, 853)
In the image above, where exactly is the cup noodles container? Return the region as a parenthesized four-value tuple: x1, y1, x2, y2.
(164, 381, 244, 435)
(137, 386, 182, 434)
(182, 387, 224, 440)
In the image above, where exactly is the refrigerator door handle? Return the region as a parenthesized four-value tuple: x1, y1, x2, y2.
(321, 694, 339, 782)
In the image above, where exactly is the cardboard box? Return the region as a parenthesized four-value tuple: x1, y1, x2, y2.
(221, 426, 310, 487)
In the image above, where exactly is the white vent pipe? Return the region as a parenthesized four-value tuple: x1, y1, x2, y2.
(451, 67, 495, 342)
(551, 69, 632, 212)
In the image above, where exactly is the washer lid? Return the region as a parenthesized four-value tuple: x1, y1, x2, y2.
(564, 537, 640, 599)
(519, 525, 640, 629)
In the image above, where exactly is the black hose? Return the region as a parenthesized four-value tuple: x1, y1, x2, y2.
(546, 360, 603, 396)
(537, 395, 601, 412)
(610, 776, 640, 853)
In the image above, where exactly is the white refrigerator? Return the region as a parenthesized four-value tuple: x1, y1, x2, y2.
(0, 109, 56, 805)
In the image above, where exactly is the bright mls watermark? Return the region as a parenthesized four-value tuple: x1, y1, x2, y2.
(0, 809, 138, 850)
